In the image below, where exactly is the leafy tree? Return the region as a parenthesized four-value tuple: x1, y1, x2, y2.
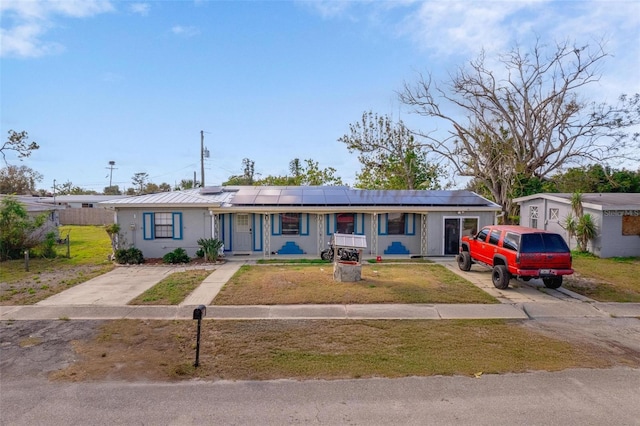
(104, 185, 122, 195)
(399, 39, 640, 222)
(0, 196, 47, 260)
(338, 111, 445, 190)
(131, 172, 149, 194)
(175, 179, 199, 191)
(0, 165, 43, 194)
(287, 158, 344, 186)
(223, 158, 256, 185)
(551, 165, 640, 193)
(1, 130, 39, 164)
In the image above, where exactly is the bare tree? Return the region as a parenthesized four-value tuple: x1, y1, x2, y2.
(399, 38, 639, 221)
(1, 130, 40, 164)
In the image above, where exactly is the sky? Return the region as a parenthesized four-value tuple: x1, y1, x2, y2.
(1, 0, 639, 193)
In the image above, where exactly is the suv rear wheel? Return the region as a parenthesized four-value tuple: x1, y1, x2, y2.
(543, 276, 562, 289)
(457, 252, 472, 271)
(492, 265, 510, 289)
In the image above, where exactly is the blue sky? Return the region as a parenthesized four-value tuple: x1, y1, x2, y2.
(2, 0, 639, 193)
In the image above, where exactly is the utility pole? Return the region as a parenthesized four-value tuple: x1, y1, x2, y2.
(200, 131, 210, 187)
(106, 160, 117, 188)
(200, 131, 205, 187)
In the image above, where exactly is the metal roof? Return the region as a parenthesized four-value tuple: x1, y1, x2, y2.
(99, 188, 236, 207)
(514, 193, 640, 210)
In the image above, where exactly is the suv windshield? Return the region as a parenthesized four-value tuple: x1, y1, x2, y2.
(520, 233, 570, 253)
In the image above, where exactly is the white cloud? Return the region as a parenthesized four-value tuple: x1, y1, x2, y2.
(130, 2, 150, 17)
(171, 25, 200, 37)
(0, 0, 114, 58)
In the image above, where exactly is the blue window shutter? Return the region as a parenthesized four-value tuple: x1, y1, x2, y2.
(378, 214, 388, 235)
(143, 212, 154, 240)
(271, 214, 281, 235)
(356, 213, 365, 235)
(172, 212, 183, 240)
(406, 213, 415, 235)
(326, 214, 331, 235)
(301, 213, 309, 235)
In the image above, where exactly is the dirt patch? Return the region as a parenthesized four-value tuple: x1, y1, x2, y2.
(0, 320, 104, 381)
(523, 317, 640, 366)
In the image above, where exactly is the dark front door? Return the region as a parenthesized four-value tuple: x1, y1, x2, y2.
(444, 218, 460, 255)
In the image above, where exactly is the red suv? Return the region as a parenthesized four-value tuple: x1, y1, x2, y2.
(457, 225, 573, 289)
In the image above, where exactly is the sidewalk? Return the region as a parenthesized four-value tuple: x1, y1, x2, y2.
(1, 259, 639, 321)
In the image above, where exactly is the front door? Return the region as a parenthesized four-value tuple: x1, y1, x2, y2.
(444, 218, 460, 255)
(235, 214, 252, 252)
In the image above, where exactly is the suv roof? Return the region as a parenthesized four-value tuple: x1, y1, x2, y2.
(482, 225, 555, 234)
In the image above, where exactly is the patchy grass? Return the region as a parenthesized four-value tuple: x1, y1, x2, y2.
(129, 270, 213, 305)
(257, 258, 331, 264)
(213, 264, 498, 305)
(51, 319, 623, 382)
(0, 225, 114, 305)
(564, 253, 640, 302)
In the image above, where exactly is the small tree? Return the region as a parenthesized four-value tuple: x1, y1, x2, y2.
(105, 223, 121, 258)
(197, 238, 224, 262)
(0, 196, 46, 260)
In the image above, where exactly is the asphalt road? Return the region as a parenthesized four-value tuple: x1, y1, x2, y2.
(3, 369, 640, 425)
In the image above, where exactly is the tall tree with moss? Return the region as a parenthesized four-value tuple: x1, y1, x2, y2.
(399, 38, 640, 221)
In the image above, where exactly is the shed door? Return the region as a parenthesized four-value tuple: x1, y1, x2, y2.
(235, 214, 252, 252)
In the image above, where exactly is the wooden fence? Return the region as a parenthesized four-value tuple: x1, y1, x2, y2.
(58, 208, 115, 225)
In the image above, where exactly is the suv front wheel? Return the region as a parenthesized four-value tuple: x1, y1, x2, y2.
(492, 265, 510, 289)
(457, 252, 472, 271)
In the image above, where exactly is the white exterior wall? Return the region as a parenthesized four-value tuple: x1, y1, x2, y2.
(115, 208, 212, 258)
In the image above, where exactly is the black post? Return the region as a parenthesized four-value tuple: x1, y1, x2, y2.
(194, 317, 202, 367)
(192, 305, 206, 367)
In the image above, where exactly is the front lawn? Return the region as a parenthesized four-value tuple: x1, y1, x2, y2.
(564, 254, 640, 302)
(213, 264, 499, 305)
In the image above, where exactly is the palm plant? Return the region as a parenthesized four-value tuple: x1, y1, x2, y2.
(576, 214, 597, 252)
(197, 238, 224, 262)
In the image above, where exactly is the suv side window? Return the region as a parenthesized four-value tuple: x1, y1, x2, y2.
(502, 232, 520, 251)
(476, 228, 489, 242)
(488, 230, 501, 245)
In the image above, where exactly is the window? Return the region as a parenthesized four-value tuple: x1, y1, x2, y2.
(280, 213, 300, 235)
(336, 213, 355, 234)
(530, 206, 539, 228)
(488, 230, 501, 245)
(462, 218, 478, 238)
(143, 212, 182, 240)
(154, 212, 173, 238)
(476, 228, 489, 242)
(550, 208, 559, 221)
(81, 203, 94, 208)
(502, 232, 520, 251)
(387, 213, 406, 235)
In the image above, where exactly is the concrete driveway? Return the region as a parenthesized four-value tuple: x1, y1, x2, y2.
(35, 266, 184, 306)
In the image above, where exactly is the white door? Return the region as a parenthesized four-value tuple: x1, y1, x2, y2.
(235, 214, 252, 252)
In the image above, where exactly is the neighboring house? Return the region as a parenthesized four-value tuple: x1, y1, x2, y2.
(0, 194, 61, 238)
(514, 193, 640, 258)
(100, 186, 501, 259)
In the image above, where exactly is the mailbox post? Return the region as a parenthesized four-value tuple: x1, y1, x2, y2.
(192, 304, 206, 367)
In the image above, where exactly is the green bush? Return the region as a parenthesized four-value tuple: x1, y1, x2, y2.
(114, 247, 144, 264)
(163, 248, 190, 264)
(39, 231, 58, 259)
(195, 248, 205, 258)
(197, 238, 224, 262)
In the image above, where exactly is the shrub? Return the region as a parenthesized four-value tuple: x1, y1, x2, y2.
(197, 238, 224, 262)
(114, 247, 144, 264)
(163, 248, 190, 264)
(39, 231, 58, 259)
(195, 248, 205, 258)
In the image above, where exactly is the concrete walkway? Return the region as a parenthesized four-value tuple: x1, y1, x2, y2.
(1, 259, 639, 321)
